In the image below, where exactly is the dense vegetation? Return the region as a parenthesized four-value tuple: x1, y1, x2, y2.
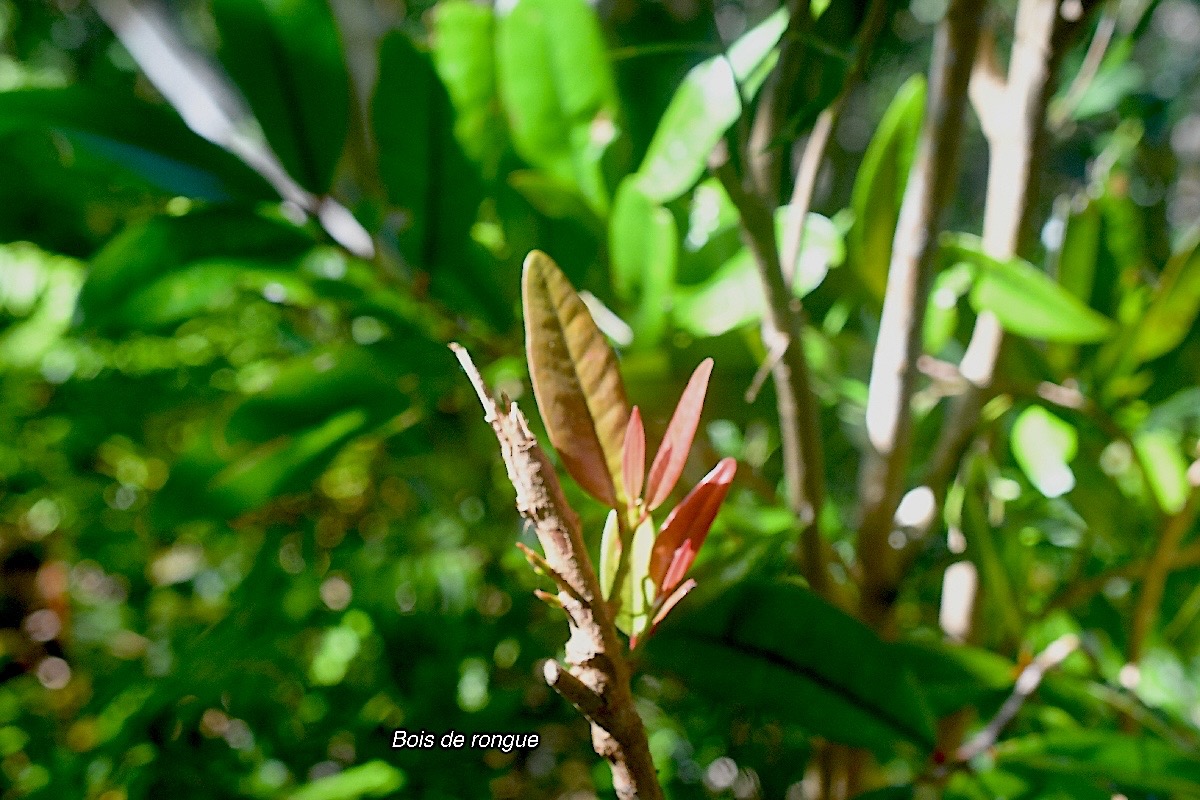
(2, 0, 1200, 798)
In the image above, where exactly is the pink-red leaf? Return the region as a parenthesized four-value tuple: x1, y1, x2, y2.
(523, 251, 631, 506)
(649, 457, 736, 597)
(622, 407, 646, 507)
(644, 358, 714, 510)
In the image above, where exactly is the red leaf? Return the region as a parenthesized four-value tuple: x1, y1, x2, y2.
(649, 457, 736, 597)
(644, 358, 714, 510)
(633, 579, 697, 650)
(622, 406, 646, 507)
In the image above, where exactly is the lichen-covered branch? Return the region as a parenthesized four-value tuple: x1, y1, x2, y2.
(451, 344, 662, 800)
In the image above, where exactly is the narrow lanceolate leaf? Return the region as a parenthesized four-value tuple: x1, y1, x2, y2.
(523, 251, 631, 506)
(622, 407, 646, 507)
(645, 359, 714, 510)
(617, 515, 656, 641)
(599, 509, 621, 600)
(649, 457, 736, 597)
(1130, 228, 1200, 364)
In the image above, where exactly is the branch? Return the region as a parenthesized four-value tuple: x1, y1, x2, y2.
(747, 0, 813, 201)
(954, 634, 1080, 762)
(923, 0, 1101, 510)
(711, 149, 832, 601)
(450, 344, 662, 800)
(1127, 461, 1200, 669)
(856, 0, 983, 632)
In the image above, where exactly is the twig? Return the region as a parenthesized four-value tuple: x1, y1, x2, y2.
(855, 0, 983, 632)
(711, 148, 833, 601)
(954, 634, 1081, 763)
(1127, 461, 1200, 669)
(450, 344, 663, 800)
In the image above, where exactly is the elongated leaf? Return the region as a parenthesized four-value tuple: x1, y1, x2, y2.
(289, 760, 406, 800)
(1011, 406, 1077, 498)
(495, 0, 620, 215)
(599, 509, 621, 600)
(945, 234, 1115, 343)
(212, 0, 350, 193)
(622, 407, 646, 506)
(649, 457, 736, 596)
(609, 178, 678, 344)
(1131, 228, 1200, 364)
(1133, 430, 1190, 515)
(849, 75, 925, 302)
(646, 580, 937, 755)
(0, 87, 272, 201)
(645, 359, 714, 510)
(617, 515, 656, 641)
(523, 251, 631, 505)
(77, 209, 314, 331)
(996, 731, 1200, 794)
(430, 0, 505, 171)
(634, 9, 787, 203)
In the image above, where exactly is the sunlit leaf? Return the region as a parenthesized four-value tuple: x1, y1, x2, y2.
(430, 0, 505, 171)
(495, 0, 620, 215)
(600, 509, 621, 600)
(1130, 228, 1200, 364)
(649, 457, 736, 596)
(849, 75, 925, 302)
(617, 514, 656, 641)
(523, 250, 631, 506)
(1011, 406, 1077, 498)
(634, 9, 787, 203)
(945, 233, 1116, 343)
(1133, 430, 1190, 515)
(996, 731, 1200, 794)
(646, 580, 937, 755)
(645, 359, 714, 510)
(289, 760, 406, 800)
(609, 178, 678, 344)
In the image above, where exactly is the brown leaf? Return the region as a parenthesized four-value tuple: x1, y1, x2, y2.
(523, 250, 630, 506)
(623, 406, 646, 508)
(649, 457, 736, 597)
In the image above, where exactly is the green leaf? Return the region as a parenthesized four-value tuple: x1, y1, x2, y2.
(209, 408, 369, 515)
(609, 178, 678, 344)
(289, 760, 406, 800)
(211, 0, 351, 193)
(673, 210, 841, 337)
(897, 639, 1012, 718)
(634, 9, 788, 204)
(646, 580, 936, 755)
(227, 347, 409, 443)
(616, 515, 655, 640)
(1133, 430, 1190, 515)
(923, 262, 973, 354)
(849, 75, 925, 302)
(0, 87, 272, 200)
(77, 209, 314, 331)
(1130, 228, 1200, 364)
(431, 0, 505, 171)
(600, 509, 621, 600)
(996, 731, 1200, 794)
(495, 0, 620, 215)
(1011, 406, 1078, 499)
(944, 234, 1116, 343)
(523, 251, 631, 506)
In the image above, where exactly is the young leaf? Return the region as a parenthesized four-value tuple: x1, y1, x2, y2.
(523, 251, 631, 506)
(849, 75, 926, 302)
(622, 406, 646, 508)
(645, 359, 714, 510)
(649, 457, 737, 597)
(650, 578, 696, 630)
(599, 509, 621, 600)
(616, 515, 656, 641)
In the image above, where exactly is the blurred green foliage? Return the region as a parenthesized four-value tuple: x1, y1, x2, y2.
(1, 0, 1200, 798)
